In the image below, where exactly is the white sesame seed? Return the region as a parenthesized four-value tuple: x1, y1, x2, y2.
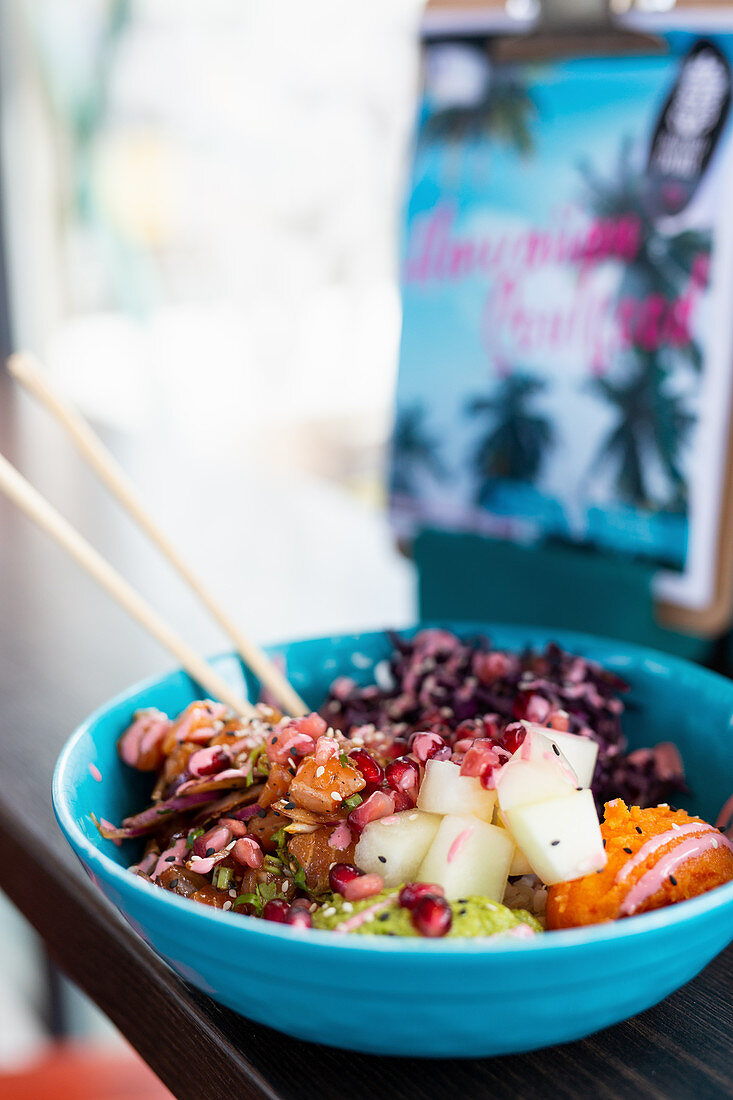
(331, 791, 343, 801)
(712, 839, 719, 849)
(223, 901, 232, 911)
(342, 902, 353, 912)
(316, 766, 325, 778)
(323, 906, 337, 918)
(229, 889, 237, 897)
(408, 814, 418, 821)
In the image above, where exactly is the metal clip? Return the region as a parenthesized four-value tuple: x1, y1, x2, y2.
(495, 0, 668, 61)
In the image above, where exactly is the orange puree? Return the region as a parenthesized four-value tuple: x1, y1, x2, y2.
(546, 799, 733, 929)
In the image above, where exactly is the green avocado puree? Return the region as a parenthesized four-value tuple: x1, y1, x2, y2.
(312, 888, 543, 938)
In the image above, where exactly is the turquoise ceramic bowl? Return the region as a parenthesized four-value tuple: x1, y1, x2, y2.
(53, 625, 733, 1057)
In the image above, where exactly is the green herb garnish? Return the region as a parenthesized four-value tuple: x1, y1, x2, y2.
(213, 865, 233, 890)
(186, 826, 205, 850)
(343, 793, 362, 811)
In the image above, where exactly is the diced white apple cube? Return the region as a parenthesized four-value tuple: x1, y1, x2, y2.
(505, 788, 606, 886)
(354, 810, 441, 887)
(417, 759, 496, 822)
(417, 814, 514, 901)
(496, 727, 578, 813)
(523, 722, 599, 789)
(492, 806, 534, 876)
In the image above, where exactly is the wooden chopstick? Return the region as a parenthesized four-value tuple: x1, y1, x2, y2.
(0, 449, 256, 717)
(8, 352, 308, 717)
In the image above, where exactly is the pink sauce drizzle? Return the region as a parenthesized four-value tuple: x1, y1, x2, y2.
(329, 821, 352, 851)
(615, 823, 715, 884)
(151, 837, 188, 881)
(119, 710, 171, 767)
(620, 831, 733, 916)
(336, 894, 398, 933)
(447, 827, 473, 864)
(88, 764, 102, 782)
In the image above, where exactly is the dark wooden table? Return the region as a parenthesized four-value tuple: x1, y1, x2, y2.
(0, 372, 731, 1100)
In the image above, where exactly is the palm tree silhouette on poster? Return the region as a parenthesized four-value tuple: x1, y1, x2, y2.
(587, 350, 695, 511)
(390, 405, 445, 500)
(420, 75, 539, 190)
(423, 77, 539, 155)
(577, 137, 711, 309)
(467, 374, 554, 508)
(577, 139, 709, 509)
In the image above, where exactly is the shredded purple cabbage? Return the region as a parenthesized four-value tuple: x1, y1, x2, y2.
(321, 629, 687, 811)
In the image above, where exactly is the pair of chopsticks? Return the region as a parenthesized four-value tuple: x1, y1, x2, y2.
(1, 352, 308, 719)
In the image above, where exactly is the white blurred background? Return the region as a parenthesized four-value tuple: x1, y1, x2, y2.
(2, 0, 423, 486)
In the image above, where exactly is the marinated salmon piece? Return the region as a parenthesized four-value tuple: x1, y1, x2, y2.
(288, 753, 365, 815)
(288, 825, 356, 893)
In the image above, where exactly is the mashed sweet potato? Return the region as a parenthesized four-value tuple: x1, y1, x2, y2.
(546, 799, 733, 929)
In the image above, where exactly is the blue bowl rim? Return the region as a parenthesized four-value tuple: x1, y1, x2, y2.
(52, 623, 733, 956)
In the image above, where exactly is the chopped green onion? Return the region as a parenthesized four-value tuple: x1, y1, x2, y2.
(339, 752, 349, 768)
(186, 826, 205, 850)
(258, 882, 277, 903)
(213, 866, 233, 890)
(233, 891, 261, 914)
(271, 826, 288, 850)
(343, 793, 362, 812)
(291, 858, 308, 891)
(263, 854, 282, 875)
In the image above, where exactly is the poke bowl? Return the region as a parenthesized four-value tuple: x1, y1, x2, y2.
(52, 624, 733, 1058)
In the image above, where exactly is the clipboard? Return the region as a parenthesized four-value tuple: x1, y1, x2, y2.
(396, 0, 733, 645)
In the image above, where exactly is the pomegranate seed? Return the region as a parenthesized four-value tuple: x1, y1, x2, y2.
(382, 737, 410, 761)
(390, 789, 415, 813)
(347, 790, 396, 833)
(502, 722, 527, 755)
(232, 836, 264, 869)
(193, 824, 231, 858)
(411, 732, 447, 765)
(342, 873, 384, 902)
(290, 897, 313, 910)
(398, 882, 445, 910)
(263, 899, 290, 923)
(385, 757, 419, 802)
(286, 907, 313, 928)
(348, 748, 384, 788)
(411, 894, 452, 937)
(329, 862, 363, 894)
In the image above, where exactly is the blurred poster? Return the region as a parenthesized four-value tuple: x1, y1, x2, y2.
(392, 26, 733, 614)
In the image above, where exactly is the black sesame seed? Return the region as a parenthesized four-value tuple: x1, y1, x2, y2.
(623, 847, 633, 854)
(378, 912, 390, 922)
(169, 878, 179, 889)
(205, 847, 215, 857)
(551, 840, 560, 847)
(459, 908, 467, 916)
(457, 898, 468, 904)
(378, 856, 387, 864)
(552, 744, 560, 756)
(602, 839, 606, 848)
(165, 855, 177, 863)
(636, 826, 643, 834)
(669, 875, 678, 886)
(272, 736, 278, 744)
(284, 802, 295, 810)
(576, 787, 582, 792)
(257, 809, 267, 818)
